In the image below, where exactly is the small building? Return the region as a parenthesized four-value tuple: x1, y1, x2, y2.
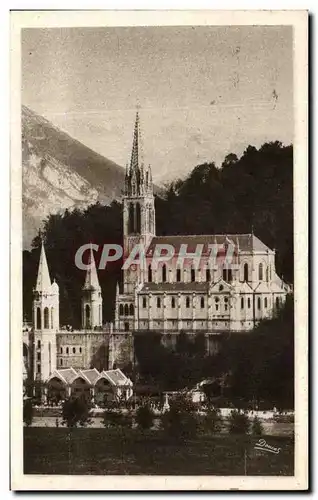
(46, 367, 133, 406)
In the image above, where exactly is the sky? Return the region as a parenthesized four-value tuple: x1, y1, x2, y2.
(22, 26, 293, 183)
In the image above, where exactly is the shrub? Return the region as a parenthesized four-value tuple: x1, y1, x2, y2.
(161, 394, 198, 440)
(135, 402, 154, 430)
(203, 406, 223, 434)
(23, 398, 33, 427)
(228, 410, 250, 435)
(102, 408, 132, 429)
(251, 416, 264, 436)
(61, 397, 92, 428)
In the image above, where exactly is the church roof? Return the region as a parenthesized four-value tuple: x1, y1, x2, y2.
(146, 234, 270, 256)
(83, 245, 101, 291)
(35, 243, 52, 292)
(140, 282, 209, 293)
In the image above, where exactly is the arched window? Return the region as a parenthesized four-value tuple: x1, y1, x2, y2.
(124, 304, 129, 316)
(36, 307, 41, 329)
(241, 297, 244, 309)
(129, 304, 134, 316)
(128, 203, 134, 233)
(257, 297, 261, 310)
(37, 340, 41, 349)
(266, 266, 269, 282)
(148, 264, 152, 283)
(51, 307, 54, 329)
(259, 263, 263, 281)
(157, 297, 161, 308)
(73, 347, 76, 354)
(191, 268, 196, 282)
(136, 202, 141, 233)
(44, 307, 49, 329)
(243, 263, 249, 282)
(206, 268, 211, 282)
(66, 347, 69, 354)
(60, 359, 63, 366)
(142, 297, 147, 308)
(200, 297, 205, 308)
(128, 203, 134, 232)
(176, 268, 181, 282)
(60, 347, 63, 354)
(276, 297, 280, 308)
(264, 297, 268, 308)
(79, 347, 82, 353)
(248, 297, 251, 309)
(171, 297, 175, 308)
(162, 264, 167, 283)
(119, 304, 124, 316)
(85, 304, 91, 328)
(186, 297, 190, 308)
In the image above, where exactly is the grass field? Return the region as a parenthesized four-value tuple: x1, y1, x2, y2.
(24, 427, 294, 476)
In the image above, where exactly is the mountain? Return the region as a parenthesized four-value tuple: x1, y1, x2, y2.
(22, 106, 126, 248)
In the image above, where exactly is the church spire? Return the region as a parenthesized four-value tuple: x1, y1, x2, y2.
(130, 111, 141, 174)
(35, 242, 52, 292)
(83, 245, 101, 291)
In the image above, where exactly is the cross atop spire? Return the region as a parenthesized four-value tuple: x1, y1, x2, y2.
(83, 244, 101, 291)
(35, 242, 52, 292)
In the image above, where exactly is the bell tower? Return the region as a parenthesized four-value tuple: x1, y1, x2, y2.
(123, 111, 156, 292)
(32, 243, 59, 382)
(81, 245, 103, 329)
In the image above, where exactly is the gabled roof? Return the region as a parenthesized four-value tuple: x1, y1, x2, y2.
(254, 282, 272, 293)
(209, 278, 232, 293)
(231, 281, 254, 294)
(102, 369, 133, 386)
(146, 234, 271, 257)
(80, 368, 101, 385)
(47, 367, 78, 384)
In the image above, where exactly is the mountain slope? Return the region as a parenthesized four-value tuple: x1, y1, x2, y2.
(22, 106, 126, 248)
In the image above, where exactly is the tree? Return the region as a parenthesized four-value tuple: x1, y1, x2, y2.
(135, 401, 154, 431)
(61, 397, 92, 428)
(228, 410, 250, 435)
(161, 394, 198, 440)
(251, 416, 263, 436)
(23, 398, 34, 427)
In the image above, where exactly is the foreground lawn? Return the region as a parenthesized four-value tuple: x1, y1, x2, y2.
(24, 427, 294, 476)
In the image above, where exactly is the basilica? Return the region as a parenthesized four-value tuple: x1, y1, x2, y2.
(23, 112, 289, 390)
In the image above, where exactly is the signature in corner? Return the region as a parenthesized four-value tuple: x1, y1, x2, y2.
(254, 438, 281, 455)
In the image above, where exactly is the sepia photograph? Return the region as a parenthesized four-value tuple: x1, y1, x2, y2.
(10, 10, 308, 491)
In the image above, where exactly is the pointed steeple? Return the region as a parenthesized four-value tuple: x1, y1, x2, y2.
(83, 245, 101, 291)
(35, 242, 52, 292)
(130, 111, 141, 173)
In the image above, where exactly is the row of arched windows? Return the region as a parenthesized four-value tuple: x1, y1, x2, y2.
(119, 304, 134, 316)
(147, 265, 212, 283)
(36, 307, 54, 330)
(60, 346, 82, 355)
(146, 263, 271, 283)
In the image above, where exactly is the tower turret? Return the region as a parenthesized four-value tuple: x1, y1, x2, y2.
(32, 242, 59, 381)
(81, 245, 103, 329)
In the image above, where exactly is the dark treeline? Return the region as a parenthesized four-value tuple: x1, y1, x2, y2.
(134, 295, 294, 409)
(23, 141, 293, 327)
